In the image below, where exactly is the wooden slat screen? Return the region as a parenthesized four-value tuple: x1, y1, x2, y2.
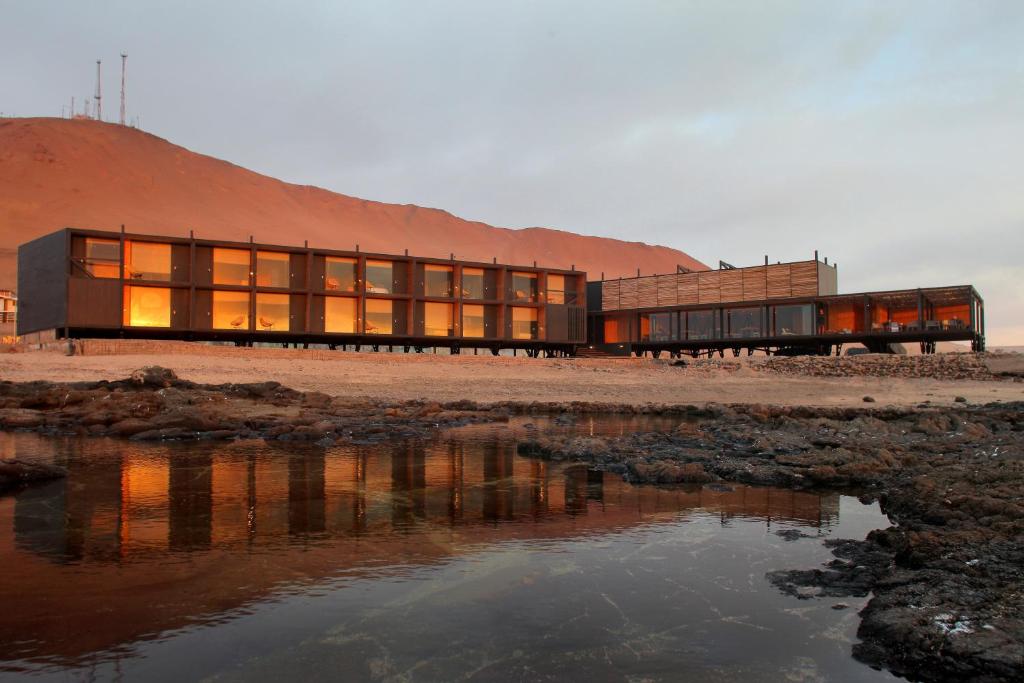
(637, 277, 659, 308)
(742, 266, 766, 300)
(677, 273, 698, 305)
(790, 262, 819, 297)
(619, 278, 639, 309)
(601, 280, 620, 311)
(720, 270, 743, 302)
(766, 264, 792, 299)
(657, 274, 677, 306)
(698, 271, 721, 304)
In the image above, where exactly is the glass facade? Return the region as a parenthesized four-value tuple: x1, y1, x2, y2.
(424, 302, 454, 336)
(462, 268, 484, 300)
(84, 238, 120, 278)
(124, 242, 171, 281)
(511, 307, 538, 340)
(686, 310, 716, 340)
(123, 286, 171, 327)
(511, 272, 538, 302)
(547, 274, 565, 304)
(365, 260, 394, 294)
(213, 248, 250, 286)
(424, 264, 453, 298)
(773, 304, 814, 336)
(462, 304, 485, 338)
(324, 297, 357, 333)
(727, 308, 762, 339)
(256, 293, 289, 332)
(212, 291, 250, 330)
(325, 257, 357, 292)
(256, 252, 289, 288)
(644, 312, 674, 342)
(365, 299, 393, 334)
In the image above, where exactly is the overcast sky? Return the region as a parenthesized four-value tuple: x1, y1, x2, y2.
(3, 1, 1022, 344)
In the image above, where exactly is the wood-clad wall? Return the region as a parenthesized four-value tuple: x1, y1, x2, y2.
(602, 261, 824, 311)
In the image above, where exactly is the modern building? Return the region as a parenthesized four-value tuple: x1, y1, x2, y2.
(16, 228, 587, 354)
(586, 257, 985, 355)
(0, 289, 17, 341)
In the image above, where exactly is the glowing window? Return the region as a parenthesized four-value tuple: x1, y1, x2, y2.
(462, 268, 484, 300)
(124, 242, 171, 281)
(424, 264, 453, 297)
(511, 272, 538, 302)
(462, 304, 485, 338)
(325, 257, 357, 292)
(256, 251, 289, 288)
(84, 238, 120, 278)
(547, 274, 565, 304)
(213, 248, 250, 286)
(325, 296, 357, 333)
(512, 307, 538, 340)
(365, 299, 393, 335)
(365, 260, 393, 294)
(424, 302, 453, 336)
(212, 291, 250, 330)
(123, 286, 171, 327)
(256, 293, 290, 332)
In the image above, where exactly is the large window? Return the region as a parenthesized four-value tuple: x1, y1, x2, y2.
(123, 286, 170, 327)
(644, 312, 674, 341)
(424, 264, 453, 297)
(686, 310, 716, 340)
(212, 291, 250, 330)
(511, 272, 538, 302)
(462, 268, 485, 300)
(773, 304, 814, 336)
(213, 248, 250, 286)
(325, 257, 357, 292)
(365, 299, 393, 334)
(726, 307, 762, 339)
(256, 293, 289, 332)
(124, 242, 171, 281)
(84, 238, 120, 278)
(462, 304, 485, 338)
(325, 297, 357, 333)
(424, 302, 454, 336)
(256, 251, 289, 288)
(547, 274, 565, 304)
(512, 307, 538, 340)
(365, 260, 393, 294)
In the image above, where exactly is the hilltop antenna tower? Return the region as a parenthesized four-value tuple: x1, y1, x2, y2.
(119, 53, 127, 125)
(94, 59, 102, 121)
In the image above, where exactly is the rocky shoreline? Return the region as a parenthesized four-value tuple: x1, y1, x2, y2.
(2, 366, 1022, 680)
(518, 401, 1024, 682)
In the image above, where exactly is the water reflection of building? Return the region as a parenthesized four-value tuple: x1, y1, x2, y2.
(2, 435, 841, 665)
(12, 438, 841, 562)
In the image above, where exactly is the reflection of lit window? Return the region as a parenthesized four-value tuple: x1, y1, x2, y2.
(325, 257, 356, 292)
(325, 296, 357, 333)
(727, 307, 761, 339)
(424, 302, 453, 336)
(213, 291, 250, 330)
(213, 248, 250, 286)
(645, 312, 673, 341)
(256, 293, 289, 332)
(547, 274, 565, 304)
(365, 299, 392, 334)
(84, 238, 120, 278)
(462, 268, 485, 299)
(123, 286, 171, 327)
(424, 264, 453, 297)
(462, 304, 485, 337)
(256, 251, 289, 288)
(511, 272, 538, 302)
(365, 260, 393, 294)
(687, 310, 716, 340)
(512, 307, 538, 340)
(124, 242, 171, 281)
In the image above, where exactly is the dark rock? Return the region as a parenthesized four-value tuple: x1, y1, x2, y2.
(863, 396, 876, 403)
(130, 366, 178, 388)
(0, 459, 68, 492)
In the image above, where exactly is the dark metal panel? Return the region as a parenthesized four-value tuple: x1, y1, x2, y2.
(289, 293, 307, 332)
(194, 246, 213, 287)
(171, 245, 191, 283)
(546, 304, 569, 342)
(194, 290, 212, 330)
(67, 279, 121, 328)
(171, 289, 189, 328)
(16, 230, 69, 335)
(289, 253, 307, 290)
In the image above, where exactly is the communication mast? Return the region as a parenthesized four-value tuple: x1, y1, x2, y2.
(94, 59, 102, 121)
(119, 53, 127, 125)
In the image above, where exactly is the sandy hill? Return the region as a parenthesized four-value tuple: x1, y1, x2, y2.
(0, 117, 706, 291)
